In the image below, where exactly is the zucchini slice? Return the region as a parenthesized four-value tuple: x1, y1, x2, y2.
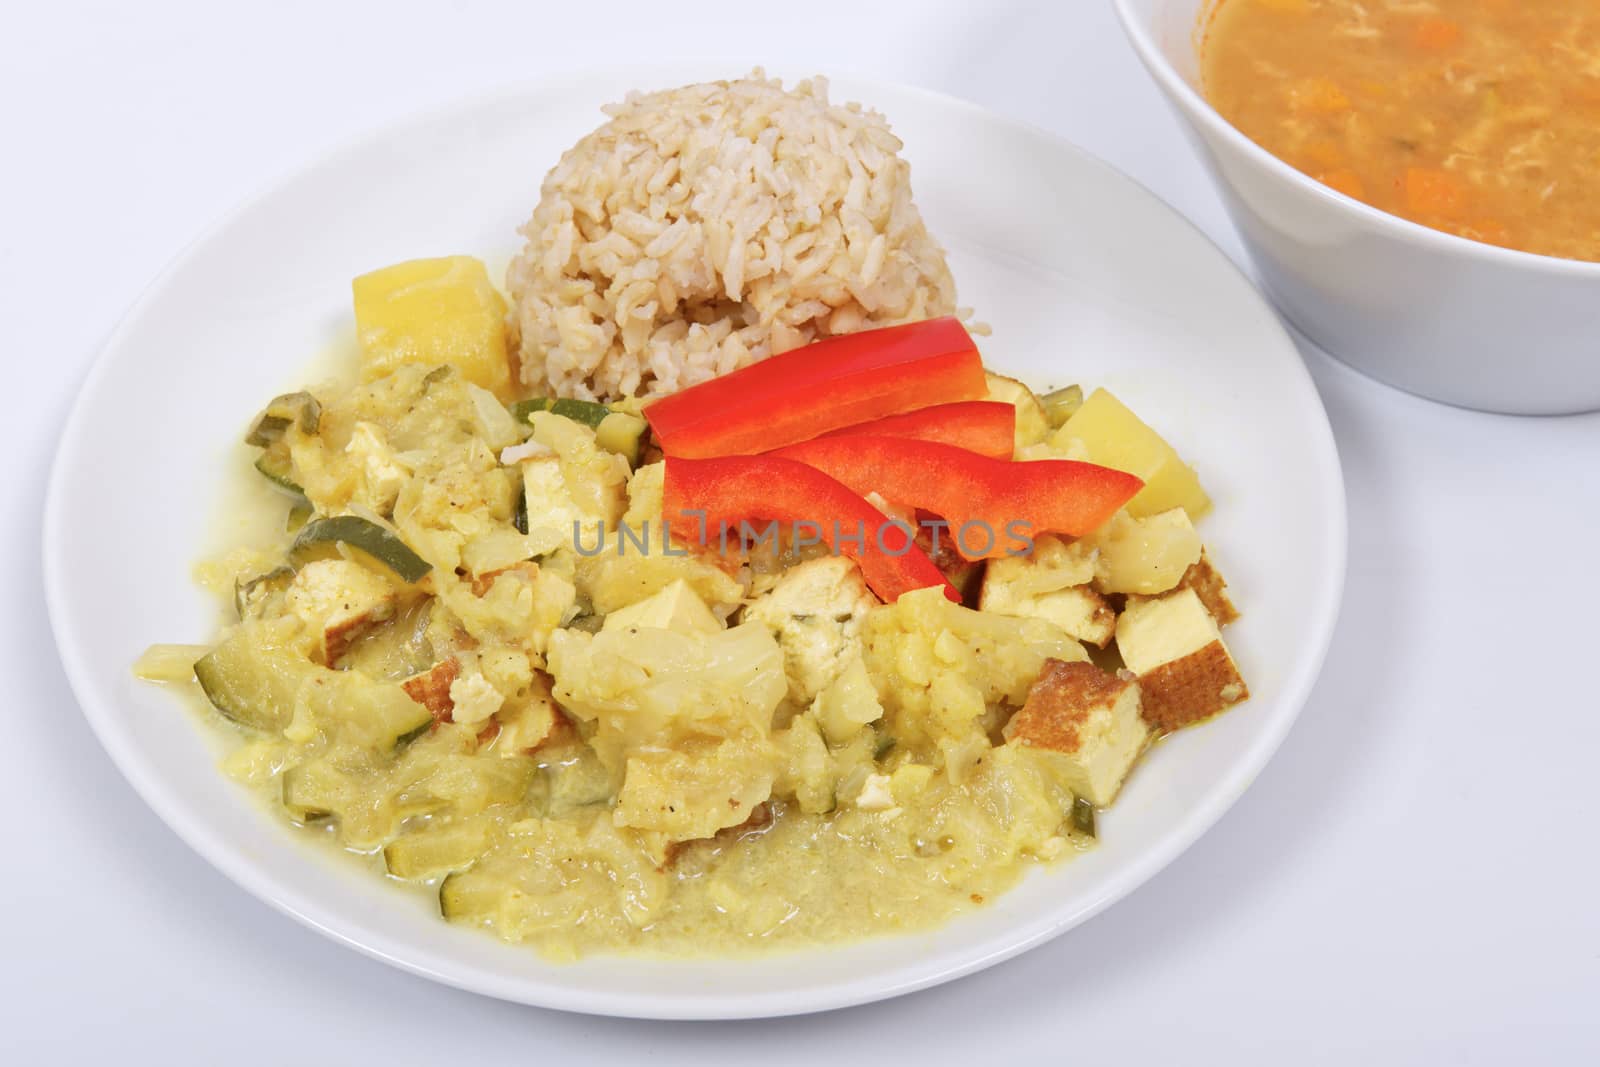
(595, 411, 647, 466)
(384, 819, 494, 880)
(245, 391, 322, 447)
(193, 624, 316, 732)
(512, 483, 528, 535)
(438, 868, 508, 922)
(281, 762, 344, 823)
(509, 396, 613, 429)
(234, 565, 295, 620)
(290, 515, 432, 584)
(1041, 384, 1085, 428)
(286, 501, 313, 534)
(253, 446, 304, 495)
(1071, 795, 1098, 839)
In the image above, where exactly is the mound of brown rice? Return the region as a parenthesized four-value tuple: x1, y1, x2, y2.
(506, 71, 959, 401)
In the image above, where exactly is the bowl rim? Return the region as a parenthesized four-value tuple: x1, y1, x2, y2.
(1111, 0, 1600, 280)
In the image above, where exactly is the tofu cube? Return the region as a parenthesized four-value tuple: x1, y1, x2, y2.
(352, 256, 513, 399)
(602, 578, 721, 636)
(981, 535, 1113, 646)
(1128, 549, 1240, 626)
(743, 556, 878, 706)
(1115, 587, 1249, 730)
(1057, 389, 1210, 518)
(1004, 658, 1149, 806)
(284, 559, 398, 664)
(401, 656, 460, 721)
(520, 455, 585, 556)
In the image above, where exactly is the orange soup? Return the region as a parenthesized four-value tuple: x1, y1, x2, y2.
(1203, 0, 1600, 263)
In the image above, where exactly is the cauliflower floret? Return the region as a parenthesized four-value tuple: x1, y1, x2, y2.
(863, 586, 1086, 777)
(447, 671, 504, 726)
(744, 556, 878, 706)
(853, 773, 898, 812)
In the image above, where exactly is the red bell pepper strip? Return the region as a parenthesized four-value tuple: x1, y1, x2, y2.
(816, 400, 1016, 461)
(771, 436, 1143, 561)
(645, 317, 985, 458)
(662, 455, 958, 603)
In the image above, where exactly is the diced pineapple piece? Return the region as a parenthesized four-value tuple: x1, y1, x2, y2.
(1056, 389, 1210, 518)
(353, 256, 513, 399)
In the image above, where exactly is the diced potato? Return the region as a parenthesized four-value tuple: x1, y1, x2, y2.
(353, 256, 513, 399)
(1090, 508, 1203, 596)
(985, 372, 1050, 452)
(1056, 389, 1210, 518)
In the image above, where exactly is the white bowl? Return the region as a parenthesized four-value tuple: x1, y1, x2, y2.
(1114, 0, 1600, 416)
(43, 69, 1345, 1018)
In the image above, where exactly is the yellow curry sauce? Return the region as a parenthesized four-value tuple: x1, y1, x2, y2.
(1203, 0, 1600, 262)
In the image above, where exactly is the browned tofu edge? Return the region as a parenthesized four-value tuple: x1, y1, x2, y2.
(1138, 640, 1248, 731)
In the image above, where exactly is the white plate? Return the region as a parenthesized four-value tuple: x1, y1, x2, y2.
(43, 69, 1345, 1020)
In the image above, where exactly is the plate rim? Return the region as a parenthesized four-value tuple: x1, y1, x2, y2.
(42, 67, 1347, 1020)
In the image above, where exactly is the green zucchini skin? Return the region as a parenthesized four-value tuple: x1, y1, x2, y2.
(512, 484, 529, 535)
(290, 516, 432, 584)
(234, 566, 295, 620)
(253, 447, 304, 495)
(193, 627, 313, 732)
(245, 391, 322, 447)
(1071, 795, 1098, 838)
(509, 396, 612, 429)
(385, 821, 493, 880)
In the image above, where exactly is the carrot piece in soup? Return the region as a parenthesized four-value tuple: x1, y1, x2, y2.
(1404, 168, 1466, 218)
(1413, 18, 1461, 51)
(1317, 169, 1366, 200)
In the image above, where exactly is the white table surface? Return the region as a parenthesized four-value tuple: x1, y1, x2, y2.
(5, 0, 1597, 1060)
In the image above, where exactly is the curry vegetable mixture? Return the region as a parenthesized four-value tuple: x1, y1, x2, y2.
(138, 254, 1248, 958)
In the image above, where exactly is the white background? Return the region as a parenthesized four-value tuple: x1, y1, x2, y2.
(4, 0, 1597, 1061)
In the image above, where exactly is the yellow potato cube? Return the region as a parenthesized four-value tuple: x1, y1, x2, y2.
(352, 256, 513, 399)
(1056, 388, 1210, 519)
